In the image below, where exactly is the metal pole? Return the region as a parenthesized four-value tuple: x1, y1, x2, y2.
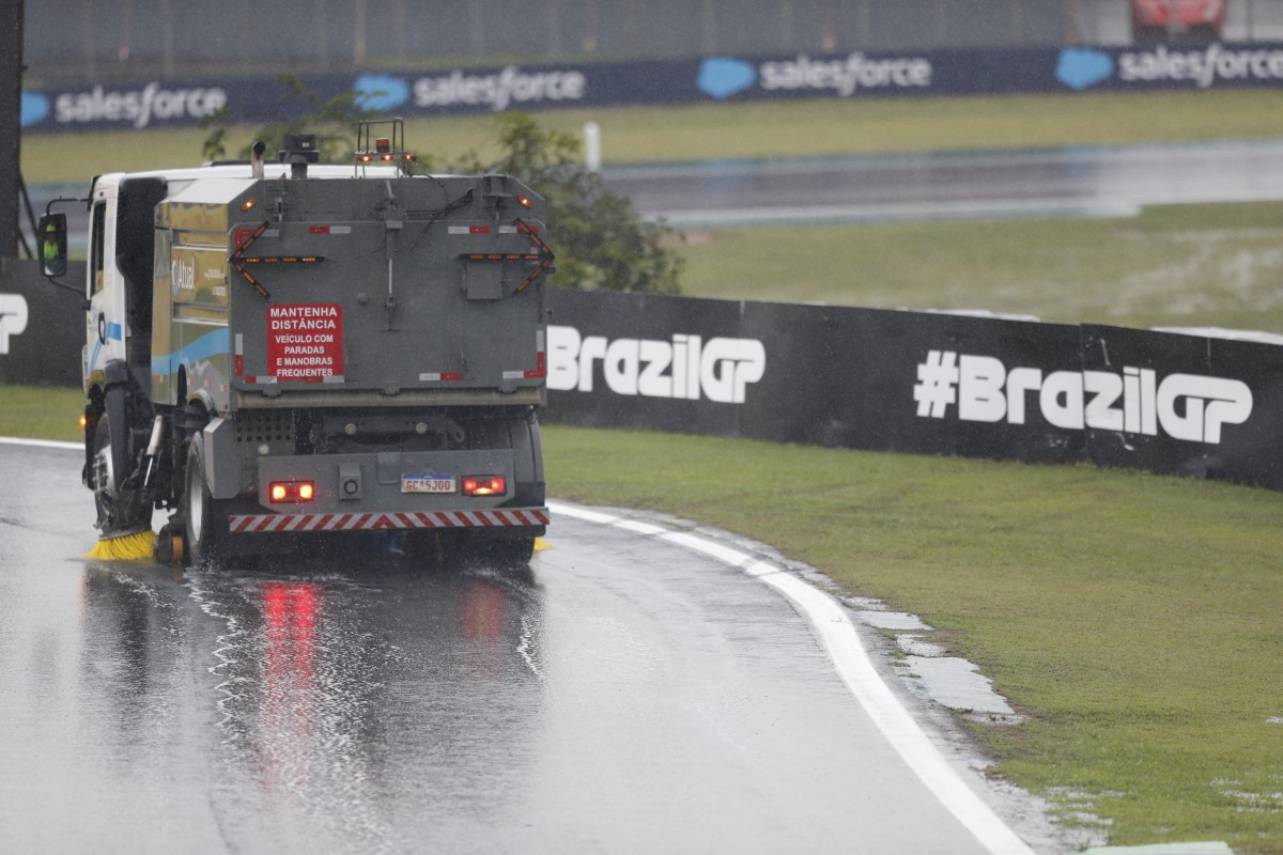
(547, 0, 562, 55)
(354, 0, 368, 67)
(0, 0, 23, 258)
(161, 0, 174, 77)
(583, 122, 601, 173)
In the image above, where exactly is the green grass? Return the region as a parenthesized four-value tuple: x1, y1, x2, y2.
(679, 201, 1283, 333)
(0, 384, 83, 441)
(6, 382, 1283, 851)
(22, 89, 1283, 185)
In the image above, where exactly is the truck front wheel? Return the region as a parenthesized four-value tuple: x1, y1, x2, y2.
(183, 439, 226, 566)
(91, 402, 148, 536)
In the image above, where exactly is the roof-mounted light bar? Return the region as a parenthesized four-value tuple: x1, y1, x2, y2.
(354, 117, 415, 174)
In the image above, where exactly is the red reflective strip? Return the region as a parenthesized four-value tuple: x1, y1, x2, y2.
(524, 350, 546, 379)
(253, 515, 277, 532)
(491, 510, 512, 526)
(373, 514, 394, 530)
(440, 371, 464, 382)
(396, 513, 417, 528)
(469, 224, 491, 235)
(235, 355, 244, 377)
(282, 514, 306, 531)
(534, 510, 550, 525)
(348, 514, 370, 530)
(452, 511, 475, 528)
(309, 225, 331, 235)
(513, 510, 532, 526)
(229, 516, 250, 533)
(303, 514, 328, 531)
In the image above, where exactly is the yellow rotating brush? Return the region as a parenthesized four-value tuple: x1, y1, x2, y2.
(85, 529, 157, 561)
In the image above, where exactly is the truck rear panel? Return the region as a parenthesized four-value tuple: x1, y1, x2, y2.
(151, 168, 550, 541)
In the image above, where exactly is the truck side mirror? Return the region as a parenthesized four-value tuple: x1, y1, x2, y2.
(38, 213, 68, 278)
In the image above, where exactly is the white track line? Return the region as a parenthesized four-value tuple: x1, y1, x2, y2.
(0, 437, 81, 450)
(548, 499, 1035, 855)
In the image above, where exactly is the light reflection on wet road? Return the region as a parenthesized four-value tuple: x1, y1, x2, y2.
(0, 444, 1018, 854)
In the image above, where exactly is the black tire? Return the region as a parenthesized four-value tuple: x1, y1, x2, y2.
(91, 406, 148, 535)
(183, 439, 226, 566)
(489, 536, 536, 566)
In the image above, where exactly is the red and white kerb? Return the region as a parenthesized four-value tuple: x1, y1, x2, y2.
(228, 507, 550, 534)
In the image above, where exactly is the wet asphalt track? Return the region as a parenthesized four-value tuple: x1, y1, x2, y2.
(0, 442, 1045, 854)
(608, 139, 1283, 227)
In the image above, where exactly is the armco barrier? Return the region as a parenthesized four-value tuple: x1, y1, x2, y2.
(22, 42, 1283, 133)
(544, 289, 1283, 491)
(4, 278, 1281, 491)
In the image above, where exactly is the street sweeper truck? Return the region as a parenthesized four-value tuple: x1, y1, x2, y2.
(39, 123, 552, 564)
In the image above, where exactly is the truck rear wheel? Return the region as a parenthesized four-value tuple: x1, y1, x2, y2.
(183, 439, 226, 566)
(488, 536, 536, 566)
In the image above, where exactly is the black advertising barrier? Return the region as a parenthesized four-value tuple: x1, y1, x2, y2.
(6, 278, 1283, 491)
(22, 42, 1283, 133)
(546, 289, 1283, 491)
(0, 259, 83, 388)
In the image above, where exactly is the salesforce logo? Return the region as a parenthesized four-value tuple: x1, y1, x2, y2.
(697, 57, 757, 99)
(354, 74, 410, 111)
(21, 91, 50, 127)
(1056, 48, 1115, 91)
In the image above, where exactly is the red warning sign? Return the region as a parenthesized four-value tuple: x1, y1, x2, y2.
(267, 303, 344, 381)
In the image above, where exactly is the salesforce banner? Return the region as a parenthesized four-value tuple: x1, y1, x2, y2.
(21, 41, 1283, 133)
(545, 289, 1283, 492)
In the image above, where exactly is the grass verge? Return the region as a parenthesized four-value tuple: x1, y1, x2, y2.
(6, 383, 1283, 851)
(0, 383, 83, 442)
(678, 201, 1283, 333)
(22, 89, 1283, 185)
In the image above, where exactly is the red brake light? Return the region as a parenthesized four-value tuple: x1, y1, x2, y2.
(462, 476, 506, 497)
(269, 481, 315, 503)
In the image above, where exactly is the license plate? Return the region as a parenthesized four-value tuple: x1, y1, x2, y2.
(401, 475, 456, 494)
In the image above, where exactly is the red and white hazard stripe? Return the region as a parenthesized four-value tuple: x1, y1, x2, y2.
(227, 507, 550, 534)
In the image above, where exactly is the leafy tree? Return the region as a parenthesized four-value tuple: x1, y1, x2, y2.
(455, 113, 682, 295)
(202, 75, 365, 164)
(202, 83, 682, 294)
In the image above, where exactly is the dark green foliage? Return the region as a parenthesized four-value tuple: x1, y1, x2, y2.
(202, 75, 365, 163)
(201, 84, 682, 294)
(455, 113, 682, 294)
